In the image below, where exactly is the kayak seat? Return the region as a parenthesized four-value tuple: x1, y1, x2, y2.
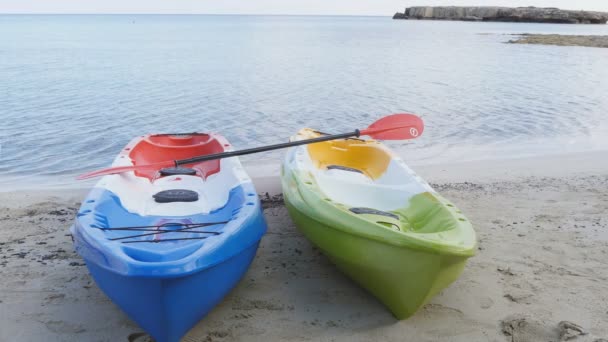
(307, 139, 391, 180)
(129, 134, 224, 181)
(159, 167, 197, 176)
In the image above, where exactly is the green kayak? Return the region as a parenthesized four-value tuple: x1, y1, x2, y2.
(281, 128, 477, 319)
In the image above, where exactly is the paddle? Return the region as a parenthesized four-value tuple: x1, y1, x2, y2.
(77, 113, 423, 180)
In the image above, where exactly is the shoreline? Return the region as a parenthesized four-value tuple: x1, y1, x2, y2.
(2, 149, 608, 194)
(1, 151, 607, 341)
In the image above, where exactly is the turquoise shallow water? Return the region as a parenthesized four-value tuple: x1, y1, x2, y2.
(1, 15, 608, 189)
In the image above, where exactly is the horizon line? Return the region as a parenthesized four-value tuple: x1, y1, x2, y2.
(0, 12, 394, 17)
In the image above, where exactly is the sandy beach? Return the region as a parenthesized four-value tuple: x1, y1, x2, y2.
(1, 151, 607, 342)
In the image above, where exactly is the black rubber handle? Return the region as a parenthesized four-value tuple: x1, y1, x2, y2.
(349, 207, 399, 220)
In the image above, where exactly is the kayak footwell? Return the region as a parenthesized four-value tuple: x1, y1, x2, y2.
(85, 243, 259, 342)
(285, 200, 468, 319)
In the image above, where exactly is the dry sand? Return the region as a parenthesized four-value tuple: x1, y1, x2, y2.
(1, 151, 607, 342)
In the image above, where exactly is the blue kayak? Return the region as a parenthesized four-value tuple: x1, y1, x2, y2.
(71, 133, 267, 342)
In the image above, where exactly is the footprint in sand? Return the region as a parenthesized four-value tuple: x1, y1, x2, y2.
(128, 332, 154, 342)
(479, 296, 494, 309)
(501, 316, 589, 342)
(43, 320, 86, 334)
(501, 316, 559, 342)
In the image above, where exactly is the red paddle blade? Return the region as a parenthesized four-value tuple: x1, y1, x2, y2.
(360, 113, 424, 140)
(76, 160, 174, 180)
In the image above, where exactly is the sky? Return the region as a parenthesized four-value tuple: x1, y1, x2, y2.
(1, 0, 607, 16)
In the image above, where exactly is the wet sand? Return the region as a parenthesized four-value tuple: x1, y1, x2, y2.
(1, 151, 607, 341)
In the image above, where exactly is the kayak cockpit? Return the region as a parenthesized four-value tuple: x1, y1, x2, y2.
(128, 133, 226, 180)
(295, 129, 430, 211)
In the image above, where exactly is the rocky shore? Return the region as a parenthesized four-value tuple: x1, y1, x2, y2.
(508, 34, 608, 48)
(393, 6, 608, 24)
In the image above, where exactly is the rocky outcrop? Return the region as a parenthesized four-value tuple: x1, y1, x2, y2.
(507, 34, 608, 48)
(393, 6, 608, 24)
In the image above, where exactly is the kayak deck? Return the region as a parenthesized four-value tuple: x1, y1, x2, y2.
(75, 185, 249, 265)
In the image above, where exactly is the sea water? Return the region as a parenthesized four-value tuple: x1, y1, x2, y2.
(1, 15, 607, 189)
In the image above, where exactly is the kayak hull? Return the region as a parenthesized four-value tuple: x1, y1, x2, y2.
(281, 128, 476, 319)
(285, 197, 468, 319)
(83, 242, 260, 342)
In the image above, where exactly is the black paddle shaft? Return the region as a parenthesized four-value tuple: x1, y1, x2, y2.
(175, 129, 360, 166)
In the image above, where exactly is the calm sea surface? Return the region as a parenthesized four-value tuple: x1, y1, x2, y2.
(1, 15, 607, 189)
